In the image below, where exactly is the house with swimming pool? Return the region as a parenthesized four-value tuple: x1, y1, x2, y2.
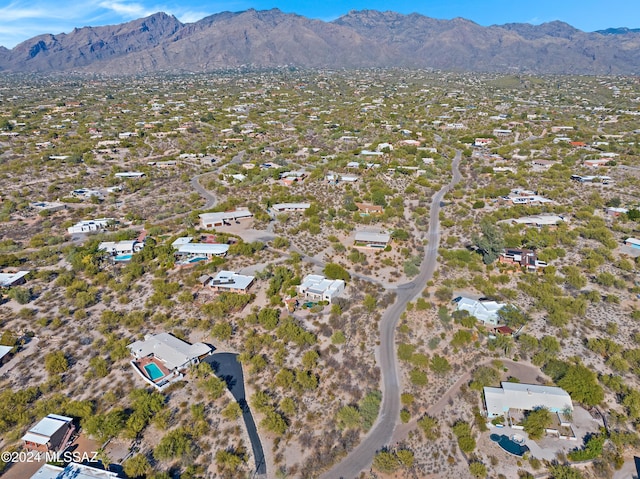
(128, 333, 213, 390)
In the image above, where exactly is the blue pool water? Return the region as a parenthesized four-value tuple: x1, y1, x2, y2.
(144, 363, 165, 381)
(188, 256, 207, 263)
(114, 254, 132, 262)
(490, 434, 529, 456)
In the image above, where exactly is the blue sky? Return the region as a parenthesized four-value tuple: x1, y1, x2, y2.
(0, 0, 638, 49)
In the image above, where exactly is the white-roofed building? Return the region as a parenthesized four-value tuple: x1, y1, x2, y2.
(454, 296, 506, 325)
(128, 333, 212, 390)
(0, 344, 12, 364)
(199, 210, 253, 228)
(177, 243, 229, 258)
(67, 218, 114, 235)
(171, 237, 193, 248)
(114, 171, 145, 178)
(209, 271, 255, 293)
(22, 414, 75, 452)
(271, 203, 311, 213)
(129, 333, 212, 371)
(354, 230, 391, 248)
(298, 274, 345, 304)
(0, 270, 29, 287)
(501, 215, 566, 227)
(98, 240, 144, 255)
(31, 462, 121, 479)
(625, 238, 640, 249)
(483, 382, 573, 419)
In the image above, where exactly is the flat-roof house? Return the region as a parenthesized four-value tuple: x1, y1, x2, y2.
(98, 240, 144, 255)
(453, 296, 506, 326)
(177, 243, 229, 258)
(22, 414, 75, 452)
(606, 207, 628, 217)
(501, 215, 566, 227)
(31, 202, 66, 213)
(171, 237, 193, 248)
(354, 231, 391, 248)
(271, 203, 311, 213)
(31, 462, 121, 479)
(199, 210, 253, 228)
(584, 158, 610, 168)
(484, 382, 573, 419)
(0, 344, 13, 365)
(499, 248, 547, 271)
(67, 218, 113, 235)
(129, 333, 212, 389)
(209, 271, 255, 293)
(298, 274, 345, 304)
(624, 238, 640, 250)
(114, 171, 145, 178)
(0, 270, 29, 287)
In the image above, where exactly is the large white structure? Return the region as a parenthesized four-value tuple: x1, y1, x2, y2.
(209, 270, 255, 293)
(354, 231, 391, 248)
(199, 210, 253, 228)
(128, 333, 212, 371)
(484, 382, 573, 418)
(298, 274, 345, 304)
(454, 296, 506, 326)
(98, 240, 144, 255)
(271, 203, 310, 213)
(67, 218, 113, 235)
(31, 462, 121, 479)
(177, 243, 229, 258)
(0, 270, 29, 287)
(500, 215, 566, 227)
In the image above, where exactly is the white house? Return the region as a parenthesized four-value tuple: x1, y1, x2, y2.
(129, 333, 212, 372)
(271, 203, 310, 213)
(209, 270, 255, 293)
(354, 231, 391, 248)
(298, 275, 345, 304)
(114, 171, 145, 178)
(67, 218, 114, 235)
(31, 462, 121, 479)
(199, 210, 253, 228)
(98, 240, 144, 255)
(177, 243, 229, 258)
(454, 296, 506, 325)
(484, 382, 573, 418)
(0, 270, 29, 287)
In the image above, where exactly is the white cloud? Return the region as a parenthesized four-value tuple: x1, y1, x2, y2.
(98, 1, 153, 18)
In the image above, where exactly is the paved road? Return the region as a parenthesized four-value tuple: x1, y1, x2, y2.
(322, 151, 463, 479)
(190, 172, 217, 209)
(204, 353, 267, 476)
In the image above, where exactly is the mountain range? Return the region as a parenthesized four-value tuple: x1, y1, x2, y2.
(1, 9, 639, 75)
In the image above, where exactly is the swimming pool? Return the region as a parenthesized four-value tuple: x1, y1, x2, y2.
(490, 433, 529, 456)
(144, 363, 165, 381)
(114, 254, 132, 262)
(188, 256, 207, 263)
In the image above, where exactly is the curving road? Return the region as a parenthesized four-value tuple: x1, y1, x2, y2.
(191, 172, 218, 209)
(321, 151, 463, 479)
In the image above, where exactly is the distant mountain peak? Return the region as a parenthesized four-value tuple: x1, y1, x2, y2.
(0, 9, 638, 75)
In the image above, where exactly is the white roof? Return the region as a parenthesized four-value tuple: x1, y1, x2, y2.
(272, 203, 310, 211)
(0, 270, 29, 287)
(114, 171, 145, 177)
(0, 344, 12, 361)
(625, 238, 640, 246)
(484, 382, 573, 417)
(210, 270, 254, 290)
(31, 463, 120, 479)
(456, 296, 506, 324)
(23, 414, 73, 443)
(355, 231, 391, 244)
(128, 332, 211, 370)
(178, 243, 229, 255)
(299, 275, 345, 297)
(199, 210, 254, 223)
(171, 237, 193, 248)
(98, 240, 139, 253)
(507, 215, 565, 226)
